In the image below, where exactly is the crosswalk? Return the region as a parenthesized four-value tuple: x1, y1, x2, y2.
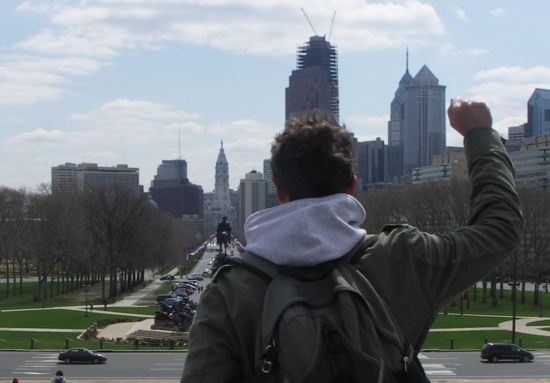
(419, 353, 456, 377)
(13, 353, 59, 377)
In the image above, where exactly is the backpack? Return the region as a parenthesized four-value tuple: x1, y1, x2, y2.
(227, 235, 429, 383)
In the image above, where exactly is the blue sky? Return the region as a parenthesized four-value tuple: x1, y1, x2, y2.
(1, 0, 549, 193)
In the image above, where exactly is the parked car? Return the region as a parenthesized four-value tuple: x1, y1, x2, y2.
(58, 348, 107, 364)
(156, 297, 182, 306)
(180, 282, 197, 290)
(480, 343, 534, 363)
(174, 289, 190, 298)
(156, 293, 177, 302)
(159, 274, 175, 281)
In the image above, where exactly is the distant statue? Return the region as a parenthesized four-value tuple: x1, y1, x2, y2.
(216, 216, 232, 254)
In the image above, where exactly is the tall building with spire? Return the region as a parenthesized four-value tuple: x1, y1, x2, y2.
(285, 35, 339, 122)
(204, 141, 236, 235)
(387, 50, 413, 183)
(403, 65, 446, 179)
(213, 141, 232, 215)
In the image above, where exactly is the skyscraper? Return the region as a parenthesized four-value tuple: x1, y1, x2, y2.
(355, 138, 386, 192)
(402, 65, 446, 179)
(238, 170, 268, 227)
(154, 159, 187, 181)
(285, 35, 339, 121)
(387, 51, 413, 183)
(149, 158, 203, 220)
(527, 88, 550, 137)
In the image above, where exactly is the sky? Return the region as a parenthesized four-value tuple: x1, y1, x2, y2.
(1, 0, 550, 193)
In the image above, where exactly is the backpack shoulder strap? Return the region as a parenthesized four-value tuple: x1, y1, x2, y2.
(228, 233, 379, 281)
(228, 251, 278, 281)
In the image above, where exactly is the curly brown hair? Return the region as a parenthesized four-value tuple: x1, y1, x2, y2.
(271, 110, 355, 201)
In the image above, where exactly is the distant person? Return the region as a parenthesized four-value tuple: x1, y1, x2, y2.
(181, 100, 524, 382)
(51, 370, 68, 383)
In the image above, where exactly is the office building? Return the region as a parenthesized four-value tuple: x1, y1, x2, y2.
(403, 65, 446, 178)
(52, 162, 139, 194)
(154, 159, 187, 181)
(150, 157, 203, 219)
(412, 150, 467, 184)
(238, 170, 268, 227)
(285, 35, 339, 121)
(527, 88, 550, 138)
(355, 138, 386, 192)
(387, 51, 413, 183)
(511, 134, 550, 190)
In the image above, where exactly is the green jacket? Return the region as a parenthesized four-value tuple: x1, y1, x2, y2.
(181, 128, 524, 382)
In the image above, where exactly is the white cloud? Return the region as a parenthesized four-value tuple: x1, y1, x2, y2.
(343, 115, 389, 141)
(453, 7, 467, 22)
(438, 43, 488, 57)
(0, 82, 64, 105)
(474, 66, 550, 83)
(489, 8, 505, 18)
(15, 0, 445, 57)
(7, 128, 66, 145)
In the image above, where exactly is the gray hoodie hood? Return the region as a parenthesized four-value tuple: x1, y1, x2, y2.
(244, 194, 367, 267)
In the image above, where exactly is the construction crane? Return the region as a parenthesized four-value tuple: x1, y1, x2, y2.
(301, 8, 337, 41)
(301, 8, 318, 36)
(328, 10, 337, 41)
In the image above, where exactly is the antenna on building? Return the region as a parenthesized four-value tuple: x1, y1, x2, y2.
(301, 8, 318, 36)
(406, 46, 409, 73)
(328, 10, 336, 41)
(178, 128, 182, 160)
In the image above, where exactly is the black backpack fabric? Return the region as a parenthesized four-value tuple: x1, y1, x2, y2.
(227, 236, 430, 383)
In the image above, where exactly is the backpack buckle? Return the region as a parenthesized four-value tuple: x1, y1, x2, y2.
(261, 344, 276, 374)
(261, 360, 272, 373)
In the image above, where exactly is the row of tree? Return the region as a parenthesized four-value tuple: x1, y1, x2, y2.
(358, 179, 550, 307)
(0, 185, 197, 306)
(2, 179, 549, 309)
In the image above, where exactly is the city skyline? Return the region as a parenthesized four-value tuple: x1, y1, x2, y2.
(1, 1, 550, 193)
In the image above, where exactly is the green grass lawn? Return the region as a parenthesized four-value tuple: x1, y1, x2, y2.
(0, 331, 187, 351)
(431, 314, 508, 329)
(3, 280, 550, 351)
(445, 288, 550, 317)
(0, 309, 151, 329)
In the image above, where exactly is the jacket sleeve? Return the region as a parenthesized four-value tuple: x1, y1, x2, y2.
(358, 127, 525, 348)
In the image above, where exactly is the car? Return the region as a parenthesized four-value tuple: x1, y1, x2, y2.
(174, 289, 190, 298)
(159, 274, 175, 280)
(156, 293, 177, 302)
(180, 282, 198, 289)
(480, 343, 534, 363)
(58, 348, 107, 364)
(187, 274, 204, 281)
(156, 297, 182, 306)
(202, 268, 210, 275)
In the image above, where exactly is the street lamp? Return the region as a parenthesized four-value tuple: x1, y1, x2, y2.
(540, 284, 544, 318)
(83, 285, 90, 317)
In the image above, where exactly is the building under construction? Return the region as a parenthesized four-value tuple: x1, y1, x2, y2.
(285, 35, 339, 122)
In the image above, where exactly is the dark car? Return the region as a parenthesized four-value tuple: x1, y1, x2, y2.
(481, 343, 534, 363)
(58, 348, 107, 364)
(156, 293, 177, 302)
(159, 274, 175, 280)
